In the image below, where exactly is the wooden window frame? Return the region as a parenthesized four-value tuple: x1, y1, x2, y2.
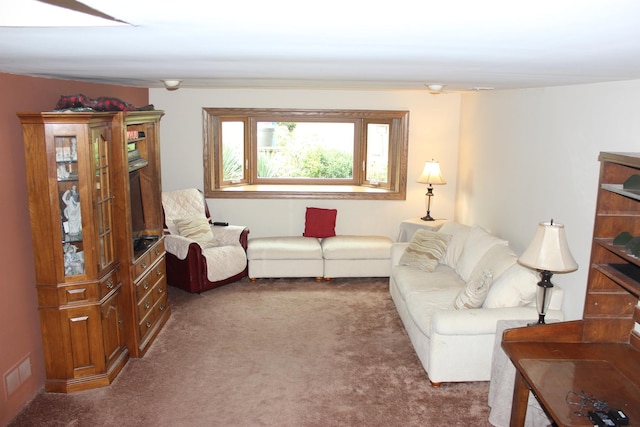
(203, 108, 409, 200)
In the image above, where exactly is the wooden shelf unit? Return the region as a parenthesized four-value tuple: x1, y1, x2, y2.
(19, 112, 128, 392)
(113, 110, 170, 358)
(19, 110, 169, 392)
(502, 152, 640, 426)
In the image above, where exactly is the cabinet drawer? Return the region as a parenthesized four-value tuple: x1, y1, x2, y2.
(138, 293, 168, 341)
(57, 283, 99, 306)
(47, 269, 118, 306)
(135, 269, 154, 303)
(151, 258, 166, 302)
(149, 239, 165, 264)
(133, 252, 152, 280)
(134, 258, 166, 303)
(137, 293, 155, 319)
(99, 269, 120, 299)
(584, 292, 636, 315)
(153, 278, 167, 304)
(133, 239, 165, 281)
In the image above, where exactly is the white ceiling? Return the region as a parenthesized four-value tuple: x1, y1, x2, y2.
(2, 0, 640, 92)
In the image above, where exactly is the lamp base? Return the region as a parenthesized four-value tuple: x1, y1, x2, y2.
(421, 187, 435, 221)
(528, 270, 554, 326)
(421, 213, 435, 221)
(528, 314, 546, 326)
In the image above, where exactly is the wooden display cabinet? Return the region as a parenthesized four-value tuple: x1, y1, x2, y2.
(502, 152, 640, 426)
(112, 111, 170, 357)
(19, 112, 128, 392)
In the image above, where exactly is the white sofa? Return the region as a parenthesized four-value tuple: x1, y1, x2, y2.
(247, 235, 392, 280)
(389, 222, 564, 385)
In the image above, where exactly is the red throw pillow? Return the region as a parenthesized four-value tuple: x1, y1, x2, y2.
(303, 207, 337, 238)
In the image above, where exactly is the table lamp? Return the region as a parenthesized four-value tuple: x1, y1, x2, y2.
(417, 160, 446, 221)
(518, 220, 578, 324)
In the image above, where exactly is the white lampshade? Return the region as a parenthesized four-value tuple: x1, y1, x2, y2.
(519, 221, 578, 273)
(417, 160, 446, 185)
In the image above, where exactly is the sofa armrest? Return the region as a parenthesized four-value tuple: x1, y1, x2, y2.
(391, 242, 409, 267)
(431, 307, 564, 336)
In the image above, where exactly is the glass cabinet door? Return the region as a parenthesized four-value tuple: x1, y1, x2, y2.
(92, 127, 116, 272)
(56, 135, 85, 277)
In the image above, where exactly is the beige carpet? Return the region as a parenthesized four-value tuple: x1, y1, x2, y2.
(9, 277, 492, 426)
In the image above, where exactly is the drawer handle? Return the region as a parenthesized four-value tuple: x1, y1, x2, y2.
(156, 268, 162, 276)
(159, 303, 164, 311)
(154, 248, 160, 256)
(146, 320, 151, 328)
(144, 301, 150, 309)
(106, 278, 114, 289)
(158, 286, 164, 294)
(143, 280, 149, 290)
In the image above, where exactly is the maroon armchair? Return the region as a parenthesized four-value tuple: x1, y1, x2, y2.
(161, 188, 249, 293)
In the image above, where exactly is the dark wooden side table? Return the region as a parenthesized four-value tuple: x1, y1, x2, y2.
(502, 321, 640, 427)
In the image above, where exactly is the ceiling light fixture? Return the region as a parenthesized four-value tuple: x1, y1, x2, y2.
(162, 79, 182, 91)
(426, 84, 446, 94)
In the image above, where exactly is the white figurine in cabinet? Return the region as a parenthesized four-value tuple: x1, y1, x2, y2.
(63, 243, 84, 275)
(62, 185, 82, 235)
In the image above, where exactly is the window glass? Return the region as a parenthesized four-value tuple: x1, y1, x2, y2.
(366, 123, 389, 184)
(221, 121, 244, 182)
(257, 122, 354, 179)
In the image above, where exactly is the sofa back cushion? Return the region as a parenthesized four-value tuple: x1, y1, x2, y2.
(399, 229, 451, 272)
(451, 269, 494, 309)
(438, 222, 471, 269)
(483, 263, 539, 308)
(454, 225, 509, 282)
(450, 244, 517, 309)
(469, 243, 518, 283)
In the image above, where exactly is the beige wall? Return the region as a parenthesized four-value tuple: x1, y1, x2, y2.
(152, 81, 640, 322)
(5, 71, 640, 422)
(0, 72, 148, 425)
(457, 80, 640, 320)
(150, 88, 461, 240)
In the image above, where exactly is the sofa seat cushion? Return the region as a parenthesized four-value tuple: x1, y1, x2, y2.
(247, 237, 322, 260)
(392, 264, 465, 303)
(321, 235, 392, 259)
(405, 287, 463, 338)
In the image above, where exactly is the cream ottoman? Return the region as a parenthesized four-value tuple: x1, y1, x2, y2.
(321, 235, 392, 280)
(247, 236, 324, 281)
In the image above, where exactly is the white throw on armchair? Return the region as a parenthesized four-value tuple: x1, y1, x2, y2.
(161, 188, 249, 293)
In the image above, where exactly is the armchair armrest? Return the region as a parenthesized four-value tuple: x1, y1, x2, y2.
(431, 307, 564, 336)
(211, 225, 249, 248)
(164, 234, 199, 260)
